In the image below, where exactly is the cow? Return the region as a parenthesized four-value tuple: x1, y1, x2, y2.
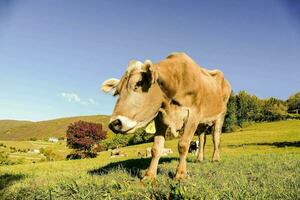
(146, 147, 173, 157)
(101, 52, 231, 180)
(188, 140, 199, 154)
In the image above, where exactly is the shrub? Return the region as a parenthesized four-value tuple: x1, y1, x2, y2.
(66, 121, 107, 158)
(100, 134, 130, 150)
(128, 129, 153, 145)
(29, 137, 37, 141)
(40, 148, 60, 161)
(0, 151, 13, 165)
(66, 150, 97, 160)
(100, 129, 154, 150)
(58, 136, 65, 140)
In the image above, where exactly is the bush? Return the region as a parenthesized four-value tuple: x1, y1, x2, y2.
(0, 151, 13, 165)
(40, 148, 61, 161)
(58, 136, 65, 140)
(66, 150, 97, 160)
(100, 129, 154, 150)
(66, 121, 107, 158)
(29, 137, 37, 141)
(128, 129, 154, 145)
(100, 134, 131, 150)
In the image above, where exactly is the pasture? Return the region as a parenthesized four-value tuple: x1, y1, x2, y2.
(0, 120, 299, 199)
(0, 140, 69, 164)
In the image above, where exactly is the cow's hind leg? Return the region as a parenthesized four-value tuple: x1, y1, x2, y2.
(212, 115, 224, 162)
(196, 130, 206, 162)
(143, 136, 165, 180)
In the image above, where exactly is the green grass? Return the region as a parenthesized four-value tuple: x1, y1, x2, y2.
(0, 140, 70, 163)
(0, 120, 299, 199)
(0, 115, 112, 141)
(0, 120, 33, 134)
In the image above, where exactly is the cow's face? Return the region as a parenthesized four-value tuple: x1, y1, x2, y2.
(102, 60, 163, 134)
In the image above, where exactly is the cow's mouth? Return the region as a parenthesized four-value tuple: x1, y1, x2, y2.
(121, 111, 159, 134)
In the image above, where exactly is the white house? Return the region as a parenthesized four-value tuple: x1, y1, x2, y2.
(48, 137, 59, 143)
(31, 149, 40, 154)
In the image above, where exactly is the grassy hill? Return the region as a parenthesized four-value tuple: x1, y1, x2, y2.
(0, 120, 33, 134)
(0, 120, 299, 199)
(0, 115, 112, 141)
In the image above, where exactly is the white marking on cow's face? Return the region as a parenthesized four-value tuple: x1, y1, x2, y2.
(126, 60, 143, 75)
(111, 115, 137, 132)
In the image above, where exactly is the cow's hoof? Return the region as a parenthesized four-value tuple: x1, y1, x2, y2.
(142, 172, 156, 181)
(174, 171, 187, 180)
(195, 158, 204, 163)
(212, 153, 220, 162)
(212, 158, 220, 162)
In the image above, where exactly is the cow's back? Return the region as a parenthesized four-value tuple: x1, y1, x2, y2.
(155, 52, 231, 119)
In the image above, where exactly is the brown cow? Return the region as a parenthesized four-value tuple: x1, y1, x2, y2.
(101, 52, 231, 180)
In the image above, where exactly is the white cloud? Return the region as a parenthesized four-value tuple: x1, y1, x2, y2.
(61, 92, 81, 102)
(61, 92, 96, 105)
(88, 98, 96, 104)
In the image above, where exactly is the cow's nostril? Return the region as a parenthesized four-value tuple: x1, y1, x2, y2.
(109, 119, 122, 133)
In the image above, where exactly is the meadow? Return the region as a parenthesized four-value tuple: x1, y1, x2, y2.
(0, 140, 69, 164)
(0, 120, 299, 199)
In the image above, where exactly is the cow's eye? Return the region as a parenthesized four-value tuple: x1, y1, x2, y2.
(136, 80, 143, 87)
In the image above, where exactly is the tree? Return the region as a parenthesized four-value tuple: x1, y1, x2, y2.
(223, 93, 238, 132)
(247, 95, 263, 122)
(236, 91, 252, 126)
(287, 92, 300, 114)
(261, 98, 287, 121)
(66, 121, 107, 158)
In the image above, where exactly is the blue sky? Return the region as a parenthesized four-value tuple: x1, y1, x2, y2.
(0, 0, 299, 121)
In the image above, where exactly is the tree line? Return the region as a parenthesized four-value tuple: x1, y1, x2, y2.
(223, 91, 300, 132)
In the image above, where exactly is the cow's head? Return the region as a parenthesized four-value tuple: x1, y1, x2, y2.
(101, 60, 164, 134)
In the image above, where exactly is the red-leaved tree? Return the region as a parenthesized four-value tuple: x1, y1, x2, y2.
(66, 121, 107, 155)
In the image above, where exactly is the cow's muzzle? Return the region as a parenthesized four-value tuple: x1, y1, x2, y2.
(109, 115, 138, 134)
(109, 119, 123, 134)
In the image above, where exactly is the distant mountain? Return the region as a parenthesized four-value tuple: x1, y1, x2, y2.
(0, 115, 112, 141)
(0, 120, 33, 133)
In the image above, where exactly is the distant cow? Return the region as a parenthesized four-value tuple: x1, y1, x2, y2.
(102, 52, 231, 180)
(110, 148, 127, 158)
(189, 140, 199, 154)
(145, 147, 173, 158)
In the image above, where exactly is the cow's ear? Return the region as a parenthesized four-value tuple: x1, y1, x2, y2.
(101, 78, 120, 95)
(143, 60, 158, 84)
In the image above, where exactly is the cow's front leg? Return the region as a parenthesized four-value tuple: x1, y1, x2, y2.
(143, 136, 165, 180)
(175, 114, 198, 180)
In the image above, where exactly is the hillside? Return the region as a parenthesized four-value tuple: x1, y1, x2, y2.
(0, 115, 112, 141)
(0, 120, 33, 134)
(1, 120, 299, 199)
